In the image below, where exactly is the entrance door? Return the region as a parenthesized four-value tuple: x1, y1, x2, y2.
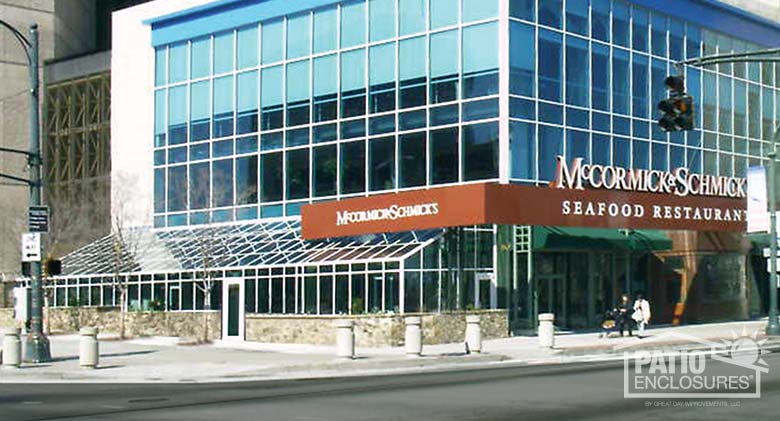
(222, 279, 245, 341)
(536, 275, 565, 325)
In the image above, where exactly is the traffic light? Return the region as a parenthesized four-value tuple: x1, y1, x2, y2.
(657, 75, 695, 132)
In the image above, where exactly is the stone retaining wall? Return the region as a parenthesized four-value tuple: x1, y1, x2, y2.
(246, 310, 508, 347)
(45, 307, 221, 340)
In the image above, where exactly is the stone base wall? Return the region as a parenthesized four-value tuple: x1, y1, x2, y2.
(246, 310, 508, 347)
(45, 307, 221, 340)
(0, 308, 16, 329)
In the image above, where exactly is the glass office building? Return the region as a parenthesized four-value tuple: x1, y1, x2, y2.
(55, 0, 780, 333)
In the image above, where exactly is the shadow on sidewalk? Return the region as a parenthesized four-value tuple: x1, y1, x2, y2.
(48, 350, 157, 363)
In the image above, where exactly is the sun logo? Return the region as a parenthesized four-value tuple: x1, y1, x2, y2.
(714, 327, 770, 372)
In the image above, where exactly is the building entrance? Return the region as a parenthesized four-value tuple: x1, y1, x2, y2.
(222, 279, 245, 341)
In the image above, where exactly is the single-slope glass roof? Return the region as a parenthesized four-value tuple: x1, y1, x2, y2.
(60, 220, 442, 276)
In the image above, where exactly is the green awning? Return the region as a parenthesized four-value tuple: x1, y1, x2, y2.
(532, 227, 673, 251)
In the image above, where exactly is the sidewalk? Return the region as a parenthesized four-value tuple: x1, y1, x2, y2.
(0, 320, 776, 383)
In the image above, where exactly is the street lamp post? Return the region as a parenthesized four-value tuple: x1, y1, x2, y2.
(767, 146, 780, 336)
(0, 20, 51, 362)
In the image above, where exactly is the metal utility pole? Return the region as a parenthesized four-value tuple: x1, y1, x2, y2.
(768, 148, 780, 336)
(677, 48, 780, 335)
(0, 20, 51, 361)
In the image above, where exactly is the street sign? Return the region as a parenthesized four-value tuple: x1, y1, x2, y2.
(21, 232, 41, 262)
(28, 206, 49, 233)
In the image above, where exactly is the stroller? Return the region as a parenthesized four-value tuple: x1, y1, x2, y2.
(599, 309, 620, 338)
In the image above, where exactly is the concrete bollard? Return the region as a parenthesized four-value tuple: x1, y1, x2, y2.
(538, 313, 555, 348)
(2, 328, 22, 368)
(334, 319, 355, 359)
(79, 327, 99, 368)
(405, 316, 422, 356)
(465, 314, 482, 353)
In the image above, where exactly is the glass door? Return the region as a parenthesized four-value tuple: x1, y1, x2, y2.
(222, 279, 245, 340)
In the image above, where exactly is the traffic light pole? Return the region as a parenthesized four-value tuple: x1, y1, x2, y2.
(0, 20, 51, 362)
(679, 49, 780, 336)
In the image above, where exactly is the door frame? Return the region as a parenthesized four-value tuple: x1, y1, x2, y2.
(221, 278, 245, 341)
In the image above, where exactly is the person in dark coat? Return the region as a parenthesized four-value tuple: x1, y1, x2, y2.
(616, 294, 633, 337)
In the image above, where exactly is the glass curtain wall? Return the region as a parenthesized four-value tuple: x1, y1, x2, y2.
(153, 0, 502, 228)
(508, 0, 776, 185)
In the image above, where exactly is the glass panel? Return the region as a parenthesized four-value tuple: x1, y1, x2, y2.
(237, 71, 258, 135)
(565, 0, 588, 36)
(261, 66, 283, 130)
(591, 0, 609, 42)
(154, 168, 165, 213)
(612, 1, 629, 48)
(191, 37, 210, 79)
(510, 21, 534, 97)
(369, 43, 396, 113)
(631, 7, 648, 52)
(539, 0, 562, 29)
(539, 125, 562, 181)
(237, 26, 258, 69)
(510, 121, 536, 180)
(369, 136, 395, 191)
(190, 81, 210, 142)
(651, 14, 667, 57)
(566, 129, 589, 161)
(565, 36, 588, 107)
(370, 0, 396, 42)
(431, 0, 458, 29)
(341, 140, 366, 194)
(168, 86, 187, 145)
(190, 162, 210, 210)
(212, 158, 234, 207)
(462, 0, 497, 22)
(154, 90, 166, 146)
(262, 19, 284, 64)
(510, 0, 534, 21)
(341, 49, 367, 118)
(314, 145, 337, 196)
(592, 43, 609, 111)
(214, 31, 234, 74)
(287, 60, 311, 126)
(538, 29, 562, 102)
(287, 148, 310, 200)
(399, 0, 426, 35)
(400, 132, 426, 187)
(167, 166, 187, 211)
(612, 48, 630, 115)
(314, 7, 338, 53)
(430, 30, 459, 103)
(236, 155, 258, 205)
(430, 127, 459, 184)
(463, 122, 498, 181)
(213, 76, 234, 138)
(463, 22, 498, 98)
(155, 47, 166, 86)
(632, 54, 648, 118)
(287, 13, 311, 59)
(399, 36, 427, 108)
(261, 152, 283, 202)
(169, 42, 187, 83)
(341, 0, 366, 48)
(314, 55, 338, 122)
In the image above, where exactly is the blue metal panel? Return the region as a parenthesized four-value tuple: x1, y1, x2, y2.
(149, 0, 340, 47)
(631, 0, 780, 47)
(148, 0, 780, 48)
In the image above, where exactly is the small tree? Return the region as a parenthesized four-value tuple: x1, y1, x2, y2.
(194, 226, 217, 342)
(110, 172, 142, 339)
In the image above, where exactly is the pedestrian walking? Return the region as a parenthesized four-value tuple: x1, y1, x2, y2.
(632, 293, 651, 338)
(616, 294, 633, 337)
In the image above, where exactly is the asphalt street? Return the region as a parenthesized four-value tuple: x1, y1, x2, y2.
(1, 351, 778, 421)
